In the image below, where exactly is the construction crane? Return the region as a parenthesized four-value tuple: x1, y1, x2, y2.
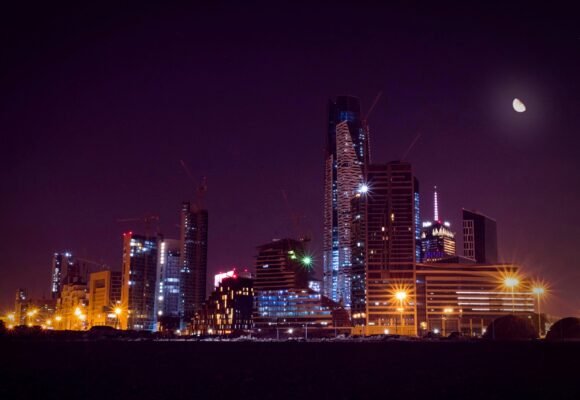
(116, 214, 160, 237)
(361, 91, 383, 164)
(180, 159, 207, 210)
(361, 91, 383, 128)
(281, 189, 310, 243)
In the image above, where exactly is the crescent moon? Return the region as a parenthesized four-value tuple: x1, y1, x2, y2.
(513, 98, 526, 113)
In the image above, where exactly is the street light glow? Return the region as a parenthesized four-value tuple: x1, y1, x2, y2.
(503, 277, 519, 288)
(395, 291, 407, 301)
(532, 286, 546, 295)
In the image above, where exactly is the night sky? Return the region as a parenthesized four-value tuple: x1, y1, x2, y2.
(1, 2, 579, 316)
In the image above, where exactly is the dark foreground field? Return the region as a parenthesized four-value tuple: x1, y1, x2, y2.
(1, 340, 579, 400)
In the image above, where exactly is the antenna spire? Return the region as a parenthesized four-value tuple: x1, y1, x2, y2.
(433, 186, 439, 221)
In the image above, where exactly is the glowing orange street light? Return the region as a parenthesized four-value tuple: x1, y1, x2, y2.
(503, 276, 520, 313)
(442, 307, 453, 336)
(531, 283, 547, 337)
(394, 290, 407, 333)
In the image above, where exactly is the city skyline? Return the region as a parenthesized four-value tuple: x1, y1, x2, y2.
(1, 2, 579, 318)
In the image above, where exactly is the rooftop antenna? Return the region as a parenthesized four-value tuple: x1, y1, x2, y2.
(433, 186, 439, 222)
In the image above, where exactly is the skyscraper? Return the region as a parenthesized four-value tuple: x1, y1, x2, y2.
(156, 238, 181, 328)
(420, 187, 456, 262)
(14, 288, 29, 326)
(120, 232, 158, 331)
(179, 202, 208, 326)
(254, 238, 311, 292)
(350, 161, 420, 334)
(323, 96, 369, 307)
(462, 209, 498, 264)
(50, 252, 73, 299)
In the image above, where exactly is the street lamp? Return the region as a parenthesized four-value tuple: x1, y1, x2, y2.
(114, 307, 122, 329)
(394, 290, 407, 334)
(442, 308, 453, 337)
(26, 309, 38, 326)
(503, 276, 519, 313)
(531, 284, 546, 337)
(54, 315, 62, 330)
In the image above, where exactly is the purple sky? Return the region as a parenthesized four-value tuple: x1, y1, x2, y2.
(1, 2, 579, 316)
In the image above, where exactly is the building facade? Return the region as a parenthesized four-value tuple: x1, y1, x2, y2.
(420, 221, 456, 262)
(121, 232, 158, 331)
(415, 262, 534, 336)
(50, 252, 73, 299)
(350, 161, 420, 335)
(254, 238, 349, 332)
(156, 238, 181, 329)
(254, 238, 311, 292)
(87, 270, 122, 328)
(180, 202, 208, 326)
(194, 271, 254, 335)
(420, 186, 455, 262)
(56, 281, 88, 330)
(323, 96, 369, 307)
(254, 289, 349, 330)
(462, 209, 498, 264)
(14, 288, 29, 326)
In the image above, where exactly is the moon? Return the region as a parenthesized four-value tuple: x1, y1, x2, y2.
(512, 98, 526, 113)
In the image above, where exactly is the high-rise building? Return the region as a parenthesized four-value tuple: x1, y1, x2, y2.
(193, 270, 254, 335)
(180, 202, 208, 326)
(121, 232, 158, 331)
(253, 238, 349, 332)
(156, 238, 181, 329)
(350, 161, 420, 334)
(420, 187, 456, 262)
(254, 238, 311, 292)
(323, 96, 369, 307)
(462, 209, 498, 264)
(50, 252, 73, 299)
(14, 288, 29, 326)
(87, 270, 122, 328)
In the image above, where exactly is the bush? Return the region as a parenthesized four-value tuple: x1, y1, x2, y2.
(483, 315, 538, 340)
(546, 317, 580, 341)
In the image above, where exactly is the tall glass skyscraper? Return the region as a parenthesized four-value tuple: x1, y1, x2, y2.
(350, 161, 420, 334)
(323, 96, 369, 307)
(179, 202, 208, 327)
(156, 238, 181, 328)
(121, 233, 158, 331)
(50, 252, 73, 300)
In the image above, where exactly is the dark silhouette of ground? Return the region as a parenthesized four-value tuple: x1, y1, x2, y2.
(1, 340, 579, 400)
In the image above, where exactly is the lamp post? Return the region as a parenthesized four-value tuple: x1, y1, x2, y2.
(114, 307, 122, 329)
(55, 315, 62, 330)
(442, 308, 453, 337)
(503, 277, 519, 313)
(531, 285, 546, 337)
(394, 290, 407, 335)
